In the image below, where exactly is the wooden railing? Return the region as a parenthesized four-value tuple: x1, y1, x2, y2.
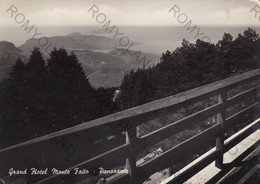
(0, 69, 260, 184)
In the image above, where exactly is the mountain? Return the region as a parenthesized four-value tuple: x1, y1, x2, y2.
(73, 48, 160, 87)
(65, 49, 127, 87)
(15, 33, 161, 87)
(108, 48, 160, 69)
(68, 49, 128, 74)
(0, 41, 24, 81)
(88, 70, 126, 88)
(51, 47, 160, 88)
(0, 39, 161, 88)
(18, 32, 121, 56)
(0, 41, 22, 66)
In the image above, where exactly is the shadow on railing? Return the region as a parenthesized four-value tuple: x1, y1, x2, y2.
(0, 69, 260, 184)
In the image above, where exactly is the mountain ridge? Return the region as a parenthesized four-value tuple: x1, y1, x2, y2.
(0, 34, 160, 87)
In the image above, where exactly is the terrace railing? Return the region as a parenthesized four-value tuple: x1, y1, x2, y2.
(0, 69, 260, 184)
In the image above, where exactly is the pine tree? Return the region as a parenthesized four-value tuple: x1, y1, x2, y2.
(20, 48, 47, 130)
(233, 28, 259, 71)
(116, 28, 260, 110)
(46, 48, 95, 128)
(10, 57, 26, 83)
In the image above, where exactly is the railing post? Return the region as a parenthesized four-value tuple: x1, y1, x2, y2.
(215, 90, 227, 169)
(125, 119, 137, 183)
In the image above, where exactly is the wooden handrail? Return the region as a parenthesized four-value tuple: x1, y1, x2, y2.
(0, 69, 260, 184)
(161, 118, 260, 184)
(1, 69, 259, 153)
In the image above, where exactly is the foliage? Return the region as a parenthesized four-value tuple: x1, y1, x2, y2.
(0, 28, 259, 147)
(116, 28, 260, 110)
(0, 48, 117, 147)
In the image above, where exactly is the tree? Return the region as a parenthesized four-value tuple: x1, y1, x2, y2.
(0, 47, 120, 147)
(10, 57, 26, 83)
(233, 28, 259, 71)
(45, 48, 92, 128)
(116, 28, 260, 110)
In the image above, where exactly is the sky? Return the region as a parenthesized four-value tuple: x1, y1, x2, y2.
(0, 0, 260, 26)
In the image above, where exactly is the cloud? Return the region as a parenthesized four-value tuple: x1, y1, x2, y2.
(249, 0, 260, 4)
(0, 0, 259, 26)
(35, 8, 88, 26)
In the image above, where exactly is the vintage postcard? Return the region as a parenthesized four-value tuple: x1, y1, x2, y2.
(0, 0, 260, 183)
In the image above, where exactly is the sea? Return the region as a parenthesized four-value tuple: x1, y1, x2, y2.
(0, 26, 260, 54)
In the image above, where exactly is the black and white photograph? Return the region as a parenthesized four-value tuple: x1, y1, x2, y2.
(0, 0, 260, 183)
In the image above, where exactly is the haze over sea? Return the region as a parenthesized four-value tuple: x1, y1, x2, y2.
(1, 26, 260, 54)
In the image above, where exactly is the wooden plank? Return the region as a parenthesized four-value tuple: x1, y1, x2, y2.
(217, 156, 259, 184)
(165, 122, 260, 184)
(111, 138, 259, 184)
(1, 69, 259, 153)
(220, 142, 260, 184)
(224, 118, 260, 153)
(164, 150, 219, 184)
(108, 173, 131, 184)
(165, 140, 260, 184)
(226, 87, 260, 108)
(111, 118, 260, 184)
(0, 130, 126, 180)
(206, 141, 260, 184)
(36, 144, 130, 184)
(135, 124, 221, 183)
(225, 102, 260, 132)
(130, 88, 219, 131)
(236, 165, 260, 184)
(139, 103, 222, 154)
(236, 146, 260, 184)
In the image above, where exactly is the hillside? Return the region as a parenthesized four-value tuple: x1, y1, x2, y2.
(69, 49, 127, 73)
(0, 41, 22, 66)
(16, 34, 161, 88)
(0, 41, 25, 81)
(73, 48, 160, 87)
(116, 28, 260, 110)
(18, 32, 121, 56)
(108, 48, 160, 69)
